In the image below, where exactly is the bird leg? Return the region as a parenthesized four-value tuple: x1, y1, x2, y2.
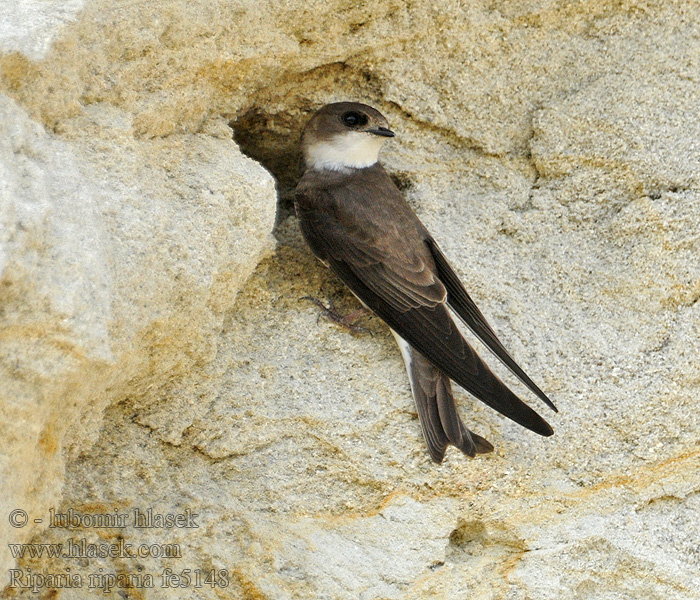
(301, 296, 372, 335)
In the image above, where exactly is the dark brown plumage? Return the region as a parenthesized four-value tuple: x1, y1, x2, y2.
(294, 102, 556, 462)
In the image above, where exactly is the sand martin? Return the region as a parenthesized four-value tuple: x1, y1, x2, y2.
(294, 101, 557, 462)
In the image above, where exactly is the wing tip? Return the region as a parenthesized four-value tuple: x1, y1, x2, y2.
(535, 389, 558, 413)
(536, 420, 555, 437)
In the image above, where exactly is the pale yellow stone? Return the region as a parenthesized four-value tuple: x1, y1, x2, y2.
(1, 0, 699, 598)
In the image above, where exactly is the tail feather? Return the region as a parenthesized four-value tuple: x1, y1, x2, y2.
(392, 331, 494, 463)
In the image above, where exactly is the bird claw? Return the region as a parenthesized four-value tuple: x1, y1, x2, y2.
(301, 296, 372, 336)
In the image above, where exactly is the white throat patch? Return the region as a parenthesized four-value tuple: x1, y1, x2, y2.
(305, 131, 386, 171)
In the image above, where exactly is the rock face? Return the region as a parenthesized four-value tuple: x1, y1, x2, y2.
(0, 94, 276, 582)
(1, 1, 699, 599)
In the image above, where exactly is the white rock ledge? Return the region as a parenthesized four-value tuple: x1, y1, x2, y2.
(0, 94, 276, 576)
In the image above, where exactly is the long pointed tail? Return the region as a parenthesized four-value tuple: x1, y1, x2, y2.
(392, 331, 494, 462)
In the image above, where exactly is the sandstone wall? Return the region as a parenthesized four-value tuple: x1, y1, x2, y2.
(1, 1, 699, 598)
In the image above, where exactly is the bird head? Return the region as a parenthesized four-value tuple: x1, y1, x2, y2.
(301, 102, 395, 171)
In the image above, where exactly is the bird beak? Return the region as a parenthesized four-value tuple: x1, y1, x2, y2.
(367, 126, 395, 137)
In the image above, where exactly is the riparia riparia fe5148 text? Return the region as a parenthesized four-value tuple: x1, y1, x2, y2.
(294, 102, 557, 462)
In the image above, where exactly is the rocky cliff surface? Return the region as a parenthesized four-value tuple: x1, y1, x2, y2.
(1, 1, 699, 598)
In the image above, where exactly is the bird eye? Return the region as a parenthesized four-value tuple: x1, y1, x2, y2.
(342, 111, 367, 128)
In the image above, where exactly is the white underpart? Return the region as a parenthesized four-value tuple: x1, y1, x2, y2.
(305, 131, 387, 171)
(391, 330, 416, 394)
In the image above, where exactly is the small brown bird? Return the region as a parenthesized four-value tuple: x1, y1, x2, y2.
(294, 102, 557, 462)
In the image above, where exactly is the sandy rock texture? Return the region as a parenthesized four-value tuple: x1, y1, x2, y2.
(1, 0, 699, 598)
(0, 85, 275, 584)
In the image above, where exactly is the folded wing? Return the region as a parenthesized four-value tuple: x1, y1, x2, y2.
(426, 237, 557, 412)
(296, 193, 554, 437)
